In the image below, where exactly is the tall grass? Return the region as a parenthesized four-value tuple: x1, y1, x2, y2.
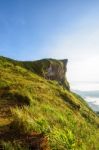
(0, 56, 99, 149)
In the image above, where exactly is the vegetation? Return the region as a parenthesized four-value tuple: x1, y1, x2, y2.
(0, 56, 99, 150)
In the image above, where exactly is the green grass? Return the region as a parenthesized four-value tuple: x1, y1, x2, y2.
(0, 56, 99, 150)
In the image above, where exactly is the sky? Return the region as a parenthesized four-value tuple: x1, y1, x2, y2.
(0, 0, 99, 82)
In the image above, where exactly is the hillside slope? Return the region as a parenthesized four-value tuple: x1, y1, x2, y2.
(0, 56, 99, 150)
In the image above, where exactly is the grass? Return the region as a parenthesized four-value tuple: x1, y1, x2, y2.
(0, 56, 99, 150)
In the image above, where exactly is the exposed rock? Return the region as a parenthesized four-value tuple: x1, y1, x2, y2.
(44, 59, 69, 90)
(28, 59, 70, 90)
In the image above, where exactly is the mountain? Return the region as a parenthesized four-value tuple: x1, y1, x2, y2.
(73, 90, 99, 112)
(0, 56, 99, 150)
(73, 90, 99, 98)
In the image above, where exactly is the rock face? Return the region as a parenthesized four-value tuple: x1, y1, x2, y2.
(28, 59, 70, 90)
(44, 59, 69, 90)
(46, 59, 67, 80)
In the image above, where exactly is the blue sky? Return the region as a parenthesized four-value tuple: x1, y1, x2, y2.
(0, 0, 99, 82)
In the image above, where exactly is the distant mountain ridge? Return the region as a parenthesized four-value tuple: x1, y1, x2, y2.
(73, 89, 99, 112)
(73, 89, 99, 98)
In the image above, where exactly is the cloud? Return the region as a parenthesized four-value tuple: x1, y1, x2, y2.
(42, 10, 99, 82)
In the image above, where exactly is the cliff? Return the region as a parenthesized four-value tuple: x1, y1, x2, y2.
(0, 57, 70, 90)
(22, 59, 70, 90)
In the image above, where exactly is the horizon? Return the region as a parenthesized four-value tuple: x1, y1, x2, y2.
(0, 0, 99, 82)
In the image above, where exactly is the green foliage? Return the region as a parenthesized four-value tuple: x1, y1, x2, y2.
(49, 128, 76, 150)
(10, 107, 35, 134)
(1, 141, 28, 150)
(1, 141, 14, 150)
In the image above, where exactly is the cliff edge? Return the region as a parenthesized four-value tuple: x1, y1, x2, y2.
(22, 58, 70, 90)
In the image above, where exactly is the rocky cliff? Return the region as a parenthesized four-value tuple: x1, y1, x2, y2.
(0, 56, 69, 90)
(0, 56, 70, 90)
(23, 59, 70, 90)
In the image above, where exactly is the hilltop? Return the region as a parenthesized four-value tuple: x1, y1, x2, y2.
(0, 56, 99, 150)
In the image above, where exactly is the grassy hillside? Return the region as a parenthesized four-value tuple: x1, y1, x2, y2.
(0, 56, 99, 150)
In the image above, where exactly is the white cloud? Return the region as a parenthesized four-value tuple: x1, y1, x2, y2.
(44, 11, 99, 82)
(67, 57, 99, 82)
